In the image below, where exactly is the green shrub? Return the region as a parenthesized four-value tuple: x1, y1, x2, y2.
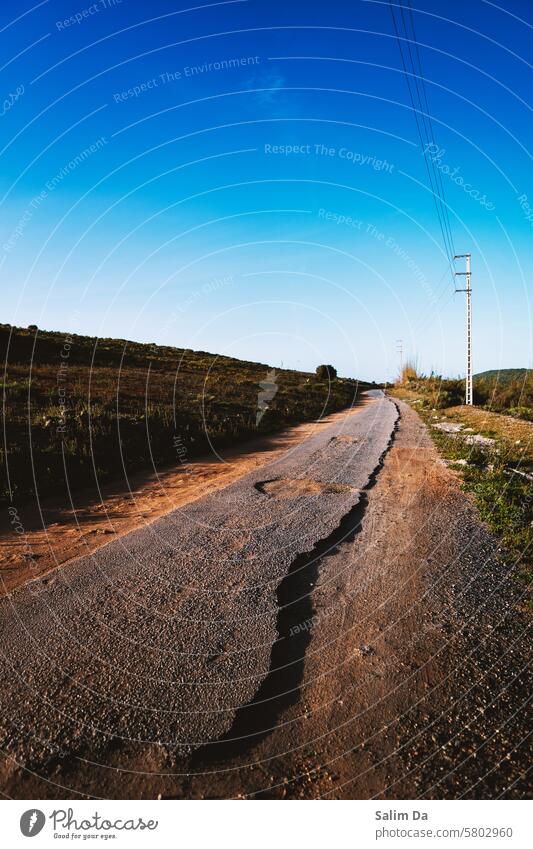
(316, 364, 337, 381)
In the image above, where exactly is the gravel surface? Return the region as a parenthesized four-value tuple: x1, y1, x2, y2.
(2, 395, 529, 801)
(0, 393, 398, 787)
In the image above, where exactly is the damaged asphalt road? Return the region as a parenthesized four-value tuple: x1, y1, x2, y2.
(0, 393, 398, 780)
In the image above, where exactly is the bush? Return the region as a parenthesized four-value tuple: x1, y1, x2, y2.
(398, 359, 419, 384)
(316, 364, 337, 381)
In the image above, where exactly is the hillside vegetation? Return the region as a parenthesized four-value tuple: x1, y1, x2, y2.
(1, 324, 363, 505)
(392, 363, 533, 421)
(474, 368, 530, 385)
(474, 369, 532, 420)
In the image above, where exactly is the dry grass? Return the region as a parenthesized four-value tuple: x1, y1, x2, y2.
(397, 358, 419, 385)
(443, 405, 533, 455)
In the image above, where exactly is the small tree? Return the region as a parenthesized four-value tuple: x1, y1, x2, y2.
(316, 364, 337, 381)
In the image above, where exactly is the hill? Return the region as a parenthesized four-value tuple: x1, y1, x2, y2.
(473, 368, 532, 419)
(474, 368, 531, 385)
(0, 324, 364, 505)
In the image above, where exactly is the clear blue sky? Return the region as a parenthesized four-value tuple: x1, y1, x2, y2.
(1, 0, 531, 382)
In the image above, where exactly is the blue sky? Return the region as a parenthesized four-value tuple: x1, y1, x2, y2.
(1, 0, 531, 381)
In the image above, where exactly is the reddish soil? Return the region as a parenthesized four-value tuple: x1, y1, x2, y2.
(4, 399, 529, 799)
(0, 402, 368, 596)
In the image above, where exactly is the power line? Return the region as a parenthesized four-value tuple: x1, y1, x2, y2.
(388, 0, 456, 280)
(388, 2, 450, 254)
(409, 262, 454, 334)
(404, 0, 456, 259)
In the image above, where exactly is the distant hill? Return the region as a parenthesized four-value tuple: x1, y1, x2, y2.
(472, 368, 532, 420)
(474, 369, 531, 385)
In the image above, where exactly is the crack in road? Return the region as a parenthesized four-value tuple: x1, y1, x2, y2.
(192, 403, 401, 767)
(0, 393, 401, 790)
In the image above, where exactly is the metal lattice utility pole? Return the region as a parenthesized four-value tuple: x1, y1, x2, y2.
(454, 254, 473, 405)
(396, 338, 403, 380)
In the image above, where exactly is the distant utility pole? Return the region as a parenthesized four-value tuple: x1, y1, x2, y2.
(454, 254, 473, 405)
(396, 338, 403, 378)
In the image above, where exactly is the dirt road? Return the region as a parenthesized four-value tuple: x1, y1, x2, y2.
(0, 394, 529, 799)
(0, 399, 370, 595)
